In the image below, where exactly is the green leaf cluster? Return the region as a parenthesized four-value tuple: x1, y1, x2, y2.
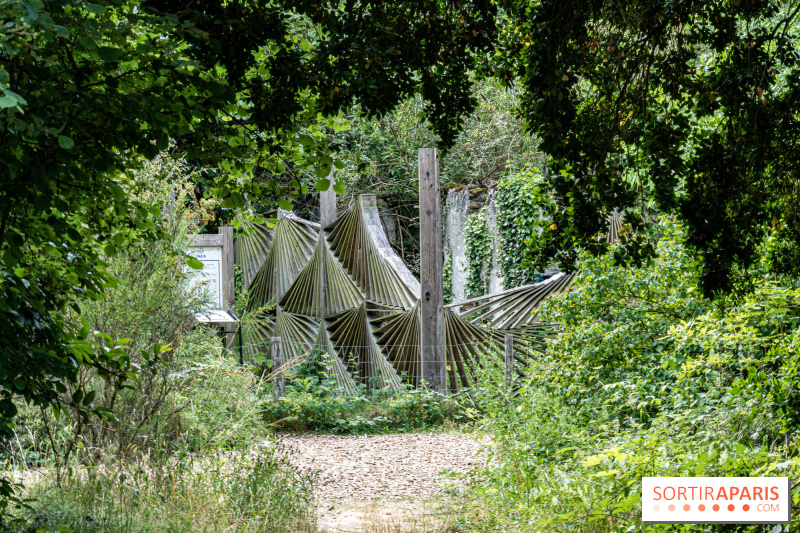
(469, 217, 800, 530)
(506, 0, 800, 295)
(0, 0, 499, 511)
(464, 206, 493, 298)
(496, 166, 546, 286)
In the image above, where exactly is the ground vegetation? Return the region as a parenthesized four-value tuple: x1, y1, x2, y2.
(462, 218, 800, 531)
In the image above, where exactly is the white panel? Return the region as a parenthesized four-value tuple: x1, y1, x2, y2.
(186, 246, 223, 310)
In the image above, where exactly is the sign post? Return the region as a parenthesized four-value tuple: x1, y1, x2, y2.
(187, 227, 238, 349)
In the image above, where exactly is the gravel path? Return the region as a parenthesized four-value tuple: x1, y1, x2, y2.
(278, 432, 489, 532)
(279, 432, 488, 504)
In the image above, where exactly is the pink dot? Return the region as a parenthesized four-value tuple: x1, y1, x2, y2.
(668, 504, 676, 511)
(698, 504, 706, 511)
(728, 504, 735, 512)
(683, 504, 691, 511)
(653, 505, 661, 511)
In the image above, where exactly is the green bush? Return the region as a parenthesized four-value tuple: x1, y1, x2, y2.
(165, 349, 274, 452)
(469, 370, 800, 532)
(2, 157, 317, 531)
(463, 217, 800, 532)
(261, 352, 471, 433)
(262, 385, 469, 434)
(0, 158, 232, 490)
(536, 218, 711, 423)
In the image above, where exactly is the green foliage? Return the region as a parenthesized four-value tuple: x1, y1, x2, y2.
(17, 438, 316, 532)
(263, 386, 468, 434)
(505, 0, 800, 295)
(330, 79, 545, 272)
(537, 219, 708, 422)
(0, 160, 277, 526)
(472, 386, 800, 532)
(21, 159, 215, 462)
(262, 352, 469, 433)
(496, 166, 546, 287)
(463, 217, 800, 531)
(340, 79, 542, 193)
(0, 1, 498, 512)
(465, 207, 493, 298)
(168, 353, 273, 452)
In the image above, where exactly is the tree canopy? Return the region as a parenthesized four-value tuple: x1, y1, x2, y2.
(503, 0, 800, 296)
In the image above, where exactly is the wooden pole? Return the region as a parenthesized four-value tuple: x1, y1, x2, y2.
(319, 169, 337, 321)
(419, 148, 445, 391)
(505, 334, 514, 389)
(220, 226, 236, 349)
(271, 336, 285, 401)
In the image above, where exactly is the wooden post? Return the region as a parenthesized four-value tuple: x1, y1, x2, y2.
(319, 169, 337, 321)
(419, 148, 446, 391)
(271, 336, 285, 401)
(505, 334, 514, 389)
(220, 226, 236, 349)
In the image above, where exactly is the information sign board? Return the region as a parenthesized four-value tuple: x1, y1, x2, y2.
(186, 245, 223, 310)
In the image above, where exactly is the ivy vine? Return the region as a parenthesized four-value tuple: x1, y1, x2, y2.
(443, 255, 453, 305)
(464, 206, 493, 298)
(496, 166, 546, 287)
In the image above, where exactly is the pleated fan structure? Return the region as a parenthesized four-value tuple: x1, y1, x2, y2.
(235, 194, 589, 389)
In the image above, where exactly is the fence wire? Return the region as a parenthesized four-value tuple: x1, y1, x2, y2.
(233, 338, 518, 392)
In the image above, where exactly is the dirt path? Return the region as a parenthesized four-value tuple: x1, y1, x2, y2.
(278, 432, 489, 532)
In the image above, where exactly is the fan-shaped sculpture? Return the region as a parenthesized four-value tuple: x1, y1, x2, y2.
(446, 272, 576, 330)
(247, 212, 318, 310)
(236, 194, 575, 390)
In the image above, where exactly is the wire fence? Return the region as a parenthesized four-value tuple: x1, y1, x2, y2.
(233, 338, 517, 394)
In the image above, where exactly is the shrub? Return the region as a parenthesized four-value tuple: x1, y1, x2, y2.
(0, 157, 320, 530)
(0, 157, 223, 485)
(536, 218, 710, 423)
(261, 352, 471, 433)
(262, 386, 469, 434)
(156, 347, 274, 453)
(462, 217, 800, 532)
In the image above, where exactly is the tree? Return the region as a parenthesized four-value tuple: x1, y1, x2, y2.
(319, 79, 542, 273)
(0, 0, 495, 510)
(500, 0, 800, 296)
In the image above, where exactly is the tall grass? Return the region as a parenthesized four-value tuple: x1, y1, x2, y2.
(18, 438, 316, 532)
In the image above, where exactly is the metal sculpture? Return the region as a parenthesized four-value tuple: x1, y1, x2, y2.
(446, 272, 577, 330)
(234, 194, 575, 389)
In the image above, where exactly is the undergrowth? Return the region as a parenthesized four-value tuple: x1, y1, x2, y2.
(15, 438, 315, 533)
(0, 159, 317, 532)
(455, 218, 800, 532)
(261, 351, 476, 434)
